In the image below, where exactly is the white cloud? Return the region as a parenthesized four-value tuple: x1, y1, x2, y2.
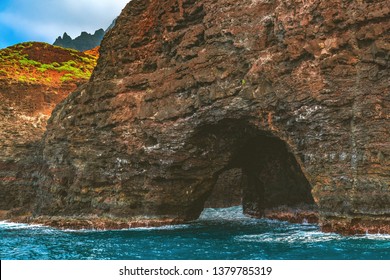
(0, 0, 129, 44)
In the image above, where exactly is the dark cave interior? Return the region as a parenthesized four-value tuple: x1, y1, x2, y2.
(191, 119, 315, 218)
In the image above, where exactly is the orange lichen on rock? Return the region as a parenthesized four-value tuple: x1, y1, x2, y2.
(0, 42, 98, 213)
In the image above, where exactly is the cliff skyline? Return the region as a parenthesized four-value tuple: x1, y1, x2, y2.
(0, 0, 128, 49)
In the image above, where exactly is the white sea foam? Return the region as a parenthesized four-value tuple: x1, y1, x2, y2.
(198, 206, 250, 221)
(351, 233, 390, 241)
(236, 230, 390, 244)
(235, 231, 341, 244)
(127, 224, 192, 232)
(0, 221, 47, 230)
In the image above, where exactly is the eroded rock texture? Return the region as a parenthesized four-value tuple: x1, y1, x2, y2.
(29, 0, 389, 233)
(0, 43, 97, 219)
(0, 81, 73, 218)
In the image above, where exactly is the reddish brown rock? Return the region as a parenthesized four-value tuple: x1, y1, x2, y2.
(2, 0, 390, 234)
(264, 205, 319, 224)
(12, 215, 183, 231)
(0, 43, 98, 216)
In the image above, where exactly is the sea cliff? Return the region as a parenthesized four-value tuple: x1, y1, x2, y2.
(1, 0, 389, 234)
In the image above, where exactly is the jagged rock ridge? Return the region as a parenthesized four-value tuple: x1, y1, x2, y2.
(53, 19, 118, 52)
(54, 29, 105, 52)
(2, 0, 390, 234)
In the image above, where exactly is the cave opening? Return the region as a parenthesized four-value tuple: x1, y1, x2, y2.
(189, 119, 316, 221)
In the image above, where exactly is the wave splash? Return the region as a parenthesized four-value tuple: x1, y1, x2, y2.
(198, 206, 249, 221)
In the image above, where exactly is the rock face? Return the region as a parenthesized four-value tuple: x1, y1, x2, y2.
(0, 43, 98, 219)
(4, 0, 389, 234)
(204, 168, 242, 208)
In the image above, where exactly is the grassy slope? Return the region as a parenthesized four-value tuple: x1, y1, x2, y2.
(0, 42, 98, 86)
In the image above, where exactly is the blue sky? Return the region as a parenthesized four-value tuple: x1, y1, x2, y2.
(0, 0, 129, 49)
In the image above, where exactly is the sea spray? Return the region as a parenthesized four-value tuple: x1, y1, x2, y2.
(1, 207, 390, 260)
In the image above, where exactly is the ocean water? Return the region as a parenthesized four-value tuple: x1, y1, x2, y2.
(1, 206, 390, 260)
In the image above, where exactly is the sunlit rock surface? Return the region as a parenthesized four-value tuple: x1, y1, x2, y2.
(0, 43, 98, 218)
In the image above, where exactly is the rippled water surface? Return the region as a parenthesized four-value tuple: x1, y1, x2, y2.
(1, 206, 390, 260)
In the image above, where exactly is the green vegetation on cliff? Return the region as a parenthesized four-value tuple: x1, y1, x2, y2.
(0, 42, 98, 87)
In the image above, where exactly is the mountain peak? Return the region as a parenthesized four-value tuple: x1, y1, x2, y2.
(54, 18, 118, 52)
(54, 29, 105, 52)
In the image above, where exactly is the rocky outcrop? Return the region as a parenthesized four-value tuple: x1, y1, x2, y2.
(204, 168, 242, 208)
(2, 0, 389, 234)
(0, 43, 98, 219)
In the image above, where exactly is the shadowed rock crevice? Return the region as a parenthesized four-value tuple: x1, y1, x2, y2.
(189, 119, 315, 219)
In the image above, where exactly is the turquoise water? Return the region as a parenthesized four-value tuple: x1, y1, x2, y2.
(1, 206, 390, 260)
